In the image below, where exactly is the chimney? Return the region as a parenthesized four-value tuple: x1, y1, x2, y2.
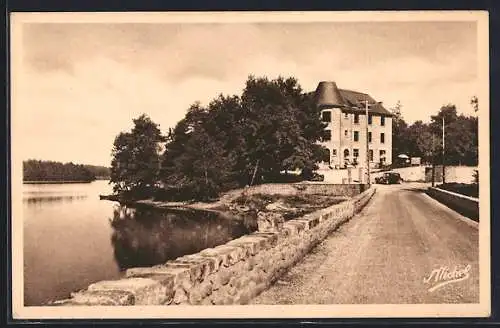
(315, 81, 346, 108)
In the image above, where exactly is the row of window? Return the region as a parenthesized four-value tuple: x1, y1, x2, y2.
(321, 130, 385, 143)
(321, 111, 386, 126)
(326, 149, 386, 160)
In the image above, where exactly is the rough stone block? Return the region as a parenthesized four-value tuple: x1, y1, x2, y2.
(49, 299, 78, 306)
(87, 278, 167, 305)
(214, 245, 246, 265)
(199, 281, 213, 297)
(247, 280, 258, 297)
(227, 235, 265, 255)
(247, 256, 256, 270)
(242, 259, 252, 271)
(231, 275, 251, 290)
(227, 285, 238, 297)
(173, 287, 188, 304)
(308, 216, 320, 228)
(251, 232, 279, 249)
(200, 246, 233, 267)
(174, 255, 218, 277)
(235, 289, 252, 305)
(223, 295, 235, 305)
(209, 292, 226, 305)
(188, 287, 203, 305)
(283, 224, 298, 237)
(210, 268, 232, 290)
(248, 268, 265, 285)
(257, 282, 270, 295)
(257, 211, 285, 232)
(128, 265, 193, 292)
(277, 227, 290, 242)
(68, 290, 135, 306)
(164, 262, 204, 283)
(285, 220, 307, 234)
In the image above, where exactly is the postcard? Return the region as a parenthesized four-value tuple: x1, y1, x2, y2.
(10, 10, 490, 319)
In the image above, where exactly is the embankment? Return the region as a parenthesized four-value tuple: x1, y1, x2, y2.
(101, 183, 369, 211)
(52, 185, 375, 306)
(426, 186, 479, 221)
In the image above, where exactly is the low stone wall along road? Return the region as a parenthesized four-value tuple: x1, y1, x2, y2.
(251, 183, 479, 304)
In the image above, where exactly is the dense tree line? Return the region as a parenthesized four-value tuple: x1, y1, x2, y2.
(23, 160, 101, 182)
(391, 103, 478, 167)
(110, 114, 165, 196)
(84, 165, 111, 179)
(110, 75, 326, 201)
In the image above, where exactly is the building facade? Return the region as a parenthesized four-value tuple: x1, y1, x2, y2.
(313, 81, 393, 169)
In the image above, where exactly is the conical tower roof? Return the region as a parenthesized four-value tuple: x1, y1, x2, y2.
(315, 81, 346, 108)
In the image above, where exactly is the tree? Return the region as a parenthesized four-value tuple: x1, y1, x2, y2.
(160, 102, 236, 200)
(158, 75, 327, 201)
(240, 75, 326, 181)
(429, 105, 478, 166)
(390, 101, 411, 165)
(409, 120, 431, 157)
(110, 114, 164, 197)
(471, 96, 479, 112)
(23, 159, 96, 182)
(391, 100, 403, 119)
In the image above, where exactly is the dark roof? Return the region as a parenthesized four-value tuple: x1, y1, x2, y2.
(315, 81, 345, 108)
(312, 81, 392, 116)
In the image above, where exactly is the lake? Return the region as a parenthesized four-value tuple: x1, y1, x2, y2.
(23, 180, 254, 306)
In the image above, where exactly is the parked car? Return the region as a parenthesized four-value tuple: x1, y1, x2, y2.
(310, 173, 325, 182)
(375, 172, 403, 184)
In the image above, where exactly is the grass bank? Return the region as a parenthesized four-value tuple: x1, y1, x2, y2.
(437, 183, 478, 198)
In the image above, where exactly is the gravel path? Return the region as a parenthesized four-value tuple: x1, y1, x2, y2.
(250, 183, 479, 304)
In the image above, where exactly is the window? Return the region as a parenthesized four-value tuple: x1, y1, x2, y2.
(332, 149, 337, 156)
(344, 130, 348, 137)
(323, 148, 331, 164)
(322, 130, 332, 142)
(353, 149, 359, 157)
(344, 149, 350, 158)
(344, 112, 349, 119)
(379, 150, 386, 164)
(368, 132, 372, 143)
(369, 149, 374, 161)
(381, 116, 385, 126)
(354, 114, 359, 124)
(380, 133, 385, 143)
(368, 114, 372, 125)
(353, 131, 359, 142)
(322, 111, 331, 122)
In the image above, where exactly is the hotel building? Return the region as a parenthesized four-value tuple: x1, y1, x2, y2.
(312, 81, 393, 169)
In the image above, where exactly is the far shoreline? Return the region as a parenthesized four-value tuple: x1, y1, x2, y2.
(23, 179, 109, 184)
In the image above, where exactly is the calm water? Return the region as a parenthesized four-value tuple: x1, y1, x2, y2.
(23, 180, 253, 306)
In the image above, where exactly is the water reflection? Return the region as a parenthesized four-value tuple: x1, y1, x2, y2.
(109, 205, 254, 270)
(23, 195, 88, 204)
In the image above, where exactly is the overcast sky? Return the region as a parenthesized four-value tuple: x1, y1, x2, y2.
(16, 20, 479, 166)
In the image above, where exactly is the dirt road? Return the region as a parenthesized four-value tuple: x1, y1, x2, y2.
(251, 183, 479, 304)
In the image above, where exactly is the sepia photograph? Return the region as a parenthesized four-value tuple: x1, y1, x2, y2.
(10, 11, 490, 319)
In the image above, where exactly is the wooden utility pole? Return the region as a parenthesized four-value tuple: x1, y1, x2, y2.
(364, 100, 371, 186)
(431, 133, 435, 187)
(442, 117, 445, 184)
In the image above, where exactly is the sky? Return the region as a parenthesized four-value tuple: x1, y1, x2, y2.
(15, 19, 479, 166)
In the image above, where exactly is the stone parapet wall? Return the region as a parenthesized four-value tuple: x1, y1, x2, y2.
(426, 187, 479, 221)
(51, 187, 376, 306)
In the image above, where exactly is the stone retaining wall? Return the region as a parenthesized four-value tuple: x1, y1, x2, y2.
(426, 186, 479, 221)
(52, 187, 376, 306)
(233, 183, 368, 198)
